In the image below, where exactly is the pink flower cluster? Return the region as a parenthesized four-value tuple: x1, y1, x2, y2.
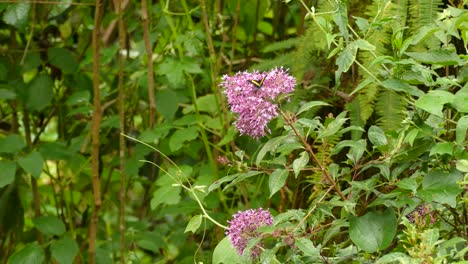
(226, 208, 273, 258)
(221, 67, 296, 138)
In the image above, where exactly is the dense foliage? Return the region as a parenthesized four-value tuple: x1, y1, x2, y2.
(0, 0, 467, 263)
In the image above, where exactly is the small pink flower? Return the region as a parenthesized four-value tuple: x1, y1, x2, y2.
(221, 67, 296, 138)
(226, 208, 274, 258)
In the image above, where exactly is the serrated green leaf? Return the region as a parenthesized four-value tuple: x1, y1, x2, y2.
(18, 151, 44, 179)
(317, 112, 348, 139)
(0, 161, 16, 188)
(429, 142, 454, 156)
(269, 169, 288, 198)
(349, 208, 397, 252)
(0, 134, 26, 154)
(33, 216, 66, 236)
(8, 243, 44, 264)
(51, 237, 79, 264)
(292, 151, 309, 178)
(355, 39, 375, 51)
(415, 90, 455, 117)
(256, 135, 289, 166)
(295, 237, 320, 257)
(185, 214, 202, 233)
(336, 43, 357, 74)
(27, 74, 54, 111)
(418, 169, 462, 208)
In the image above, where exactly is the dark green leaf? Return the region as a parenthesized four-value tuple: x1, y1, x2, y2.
(169, 126, 198, 152)
(33, 216, 66, 236)
(47, 47, 78, 74)
(0, 89, 16, 99)
(135, 231, 164, 252)
(349, 208, 397, 252)
(18, 151, 44, 179)
(39, 142, 75, 160)
(0, 161, 16, 188)
(8, 243, 44, 264)
(418, 169, 462, 208)
(51, 237, 79, 264)
(27, 74, 54, 111)
(22, 52, 41, 72)
(429, 142, 454, 156)
(0, 134, 26, 154)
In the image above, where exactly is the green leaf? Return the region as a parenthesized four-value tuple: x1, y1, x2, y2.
(349, 208, 397, 252)
(27, 74, 54, 111)
(269, 169, 288, 198)
(317, 112, 348, 139)
(456, 159, 468, 172)
(396, 178, 418, 193)
(33, 216, 66, 236)
(0, 89, 16, 100)
(185, 214, 202, 233)
(47, 47, 78, 74)
(380, 79, 424, 97)
(18, 151, 44, 179)
(336, 43, 357, 74)
(135, 231, 164, 252)
(50, 237, 79, 264)
(3, 3, 30, 30)
(418, 169, 462, 208)
(0, 134, 26, 154)
(456, 115, 468, 146)
(415, 90, 455, 117)
(405, 49, 462, 65)
(368, 125, 388, 147)
(333, 139, 366, 164)
(39, 142, 75, 160)
(256, 135, 290, 166)
(376, 252, 413, 264)
(212, 237, 243, 264)
(195, 94, 217, 114)
(169, 126, 199, 152)
(155, 89, 187, 120)
(355, 39, 375, 51)
(22, 52, 41, 73)
(0, 161, 16, 188)
(150, 186, 181, 209)
(295, 237, 320, 257)
(292, 151, 309, 178)
(296, 101, 329, 116)
(8, 243, 44, 264)
(429, 142, 454, 156)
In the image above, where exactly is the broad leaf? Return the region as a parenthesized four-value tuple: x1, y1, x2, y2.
(0, 134, 26, 154)
(0, 161, 16, 188)
(212, 237, 243, 264)
(8, 243, 44, 264)
(415, 90, 455, 117)
(418, 169, 462, 208)
(349, 208, 397, 252)
(33, 216, 66, 236)
(406, 49, 462, 65)
(292, 151, 309, 178)
(27, 74, 54, 111)
(18, 151, 44, 179)
(169, 126, 199, 152)
(47, 47, 78, 74)
(51, 237, 79, 264)
(368, 125, 387, 147)
(2, 3, 30, 30)
(150, 186, 181, 209)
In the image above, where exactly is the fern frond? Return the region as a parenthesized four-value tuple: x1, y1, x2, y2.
(375, 89, 407, 132)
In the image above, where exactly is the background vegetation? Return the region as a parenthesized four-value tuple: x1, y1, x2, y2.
(0, 0, 466, 263)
